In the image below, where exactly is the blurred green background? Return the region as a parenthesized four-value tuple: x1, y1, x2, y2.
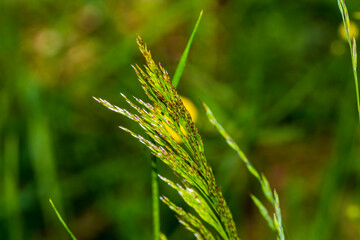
(1, 0, 360, 239)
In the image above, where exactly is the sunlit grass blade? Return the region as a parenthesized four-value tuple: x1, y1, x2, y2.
(172, 10, 203, 88)
(337, 0, 360, 123)
(49, 199, 77, 240)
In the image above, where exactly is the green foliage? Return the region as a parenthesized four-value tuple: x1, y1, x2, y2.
(2, 0, 360, 239)
(95, 36, 240, 239)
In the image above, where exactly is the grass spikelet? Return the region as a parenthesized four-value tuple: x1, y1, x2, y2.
(250, 195, 275, 230)
(159, 175, 228, 239)
(161, 196, 215, 240)
(95, 36, 239, 239)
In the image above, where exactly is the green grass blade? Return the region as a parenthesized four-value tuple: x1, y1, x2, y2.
(172, 10, 203, 88)
(49, 199, 77, 240)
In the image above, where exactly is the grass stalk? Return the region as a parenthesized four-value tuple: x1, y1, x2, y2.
(151, 154, 160, 240)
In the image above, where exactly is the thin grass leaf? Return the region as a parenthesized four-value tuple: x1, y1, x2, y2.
(172, 10, 203, 88)
(202, 102, 284, 239)
(337, 0, 360, 122)
(49, 199, 77, 240)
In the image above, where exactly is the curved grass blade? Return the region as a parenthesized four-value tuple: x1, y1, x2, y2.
(49, 199, 77, 240)
(172, 10, 203, 88)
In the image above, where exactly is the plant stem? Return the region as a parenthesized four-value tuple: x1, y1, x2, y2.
(151, 154, 160, 240)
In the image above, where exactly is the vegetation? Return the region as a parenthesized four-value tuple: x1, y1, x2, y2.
(1, 0, 360, 239)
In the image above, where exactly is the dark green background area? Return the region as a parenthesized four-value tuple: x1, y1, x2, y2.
(1, 0, 360, 239)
